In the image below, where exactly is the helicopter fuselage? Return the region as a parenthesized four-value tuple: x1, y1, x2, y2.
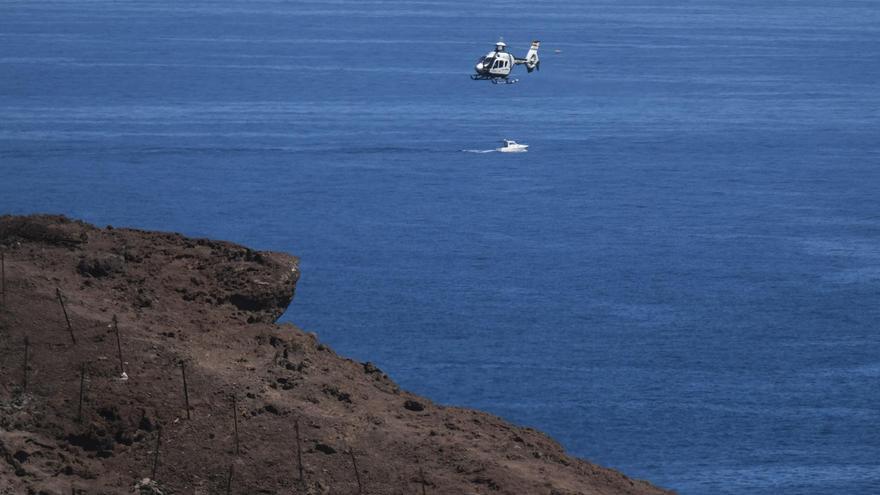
(473, 50, 516, 79)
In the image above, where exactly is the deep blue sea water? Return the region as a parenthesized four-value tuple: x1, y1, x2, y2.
(2, 1, 880, 493)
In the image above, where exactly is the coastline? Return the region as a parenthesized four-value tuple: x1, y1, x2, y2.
(0, 214, 672, 494)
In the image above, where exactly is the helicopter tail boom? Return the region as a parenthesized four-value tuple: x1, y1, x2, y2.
(515, 40, 541, 73)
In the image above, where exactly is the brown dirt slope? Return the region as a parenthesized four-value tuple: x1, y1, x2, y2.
(0, 215, 673, 495)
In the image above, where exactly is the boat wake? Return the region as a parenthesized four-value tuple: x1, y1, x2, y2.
(460, 149, 496, 154)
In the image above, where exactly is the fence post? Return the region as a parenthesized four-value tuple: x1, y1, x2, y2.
(113, 315, 124, 375)
(22, 337, 29, 393)
(151, 425, 162, 479)
(181, 362, 191, 419)
(226, 463, 234, 495)
(232, 395, 240, 455)
(295, 419, 304, 483)
(419, 461, 428, 495)
(56, 288, 76, 344)
(1, 251, 6, 308)
(349, 450, 363, 494)
(77, 363, 86, 423)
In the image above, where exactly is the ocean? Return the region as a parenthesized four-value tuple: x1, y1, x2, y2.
(2, 1, 879, 493)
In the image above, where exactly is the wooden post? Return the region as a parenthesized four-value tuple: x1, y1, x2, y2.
(1, 251, 6, 308)
(112, 315, 124, 375)
(349, 450, 363, 495)
(151, 425, 162, 479)
(181, 362, 191, 419)
(232, 395, 240, 455)
(294, 419, 304, 482)
(418, 461, 428, 495)
(22, 337, 29, 393)
(77, 362, 86, 423)
(56, 288, 76, 345)
(226, 463, 234, 495)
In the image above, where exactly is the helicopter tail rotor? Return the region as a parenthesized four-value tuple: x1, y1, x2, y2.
(523, 40, 540, 73)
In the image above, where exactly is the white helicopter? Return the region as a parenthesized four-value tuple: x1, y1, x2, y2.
(471, 39, 540, 84)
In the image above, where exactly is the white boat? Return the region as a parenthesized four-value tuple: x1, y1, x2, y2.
(496, 139, 528, 153)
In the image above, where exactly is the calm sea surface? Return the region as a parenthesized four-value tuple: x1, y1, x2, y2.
(2, 1, 879, 493)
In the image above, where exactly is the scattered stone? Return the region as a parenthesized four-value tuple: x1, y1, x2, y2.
(77, 254, 125, 278)
(472, 476, 500, 490)
(67, 428, 115, 453)
(313, 443, 336, 455)
(134, 478, 165, 494)
(138, 412, 156, 432)
(322, 385, 351, 403)
(97, 405, 121, 422)
(363, 362, 382, 374)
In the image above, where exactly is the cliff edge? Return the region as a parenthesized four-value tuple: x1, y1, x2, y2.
(0, 215, 672, 495)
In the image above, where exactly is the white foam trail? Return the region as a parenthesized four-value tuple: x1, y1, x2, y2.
(460, 149, 495, 153)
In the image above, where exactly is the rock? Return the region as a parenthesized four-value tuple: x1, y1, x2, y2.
(138, 411, 156, 432)
(472, 476, 500, 490)
(67, 426, 116, 453)
(404, 400, 425, 412)
(363, 362, 382, 374)
(322, 385, 352, 403)
(307, 480, 331, 495)
(12, 450, 29, 463)
(134, 478, 165, 494)
(0, 214, 86, 247)
(77, 254, 125, 277)
(97, 405, 121, 422)
(314, 443, 336, 455)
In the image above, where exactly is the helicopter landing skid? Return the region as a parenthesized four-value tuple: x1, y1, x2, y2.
(471, 75, 519, 84)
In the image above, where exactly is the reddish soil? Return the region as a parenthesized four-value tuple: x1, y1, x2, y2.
(0, 215, 673, 495)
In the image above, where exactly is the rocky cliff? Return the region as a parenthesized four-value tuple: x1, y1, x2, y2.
(0, 215, 672, 495)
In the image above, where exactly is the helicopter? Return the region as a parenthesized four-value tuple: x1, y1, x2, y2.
(471, 39, 540, 84)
